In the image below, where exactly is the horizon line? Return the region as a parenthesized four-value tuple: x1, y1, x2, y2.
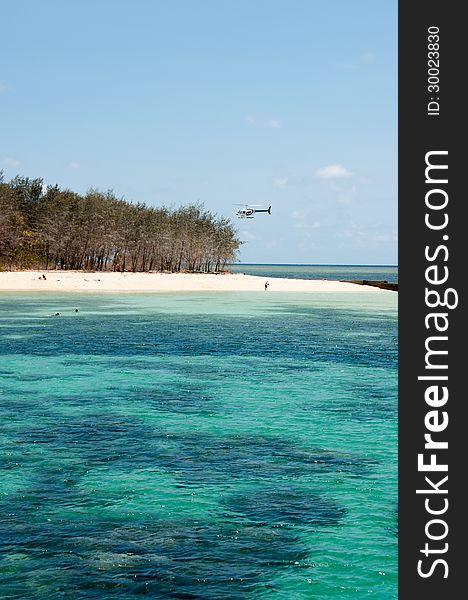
(231, 262, 398, 267)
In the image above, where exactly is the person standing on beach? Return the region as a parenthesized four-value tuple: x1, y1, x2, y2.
(264, 281, 269, 291)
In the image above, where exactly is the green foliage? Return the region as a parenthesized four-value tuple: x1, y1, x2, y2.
(0, 176, 242, 272)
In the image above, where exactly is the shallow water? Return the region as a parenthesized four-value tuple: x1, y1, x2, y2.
(0, 291, 397, 599)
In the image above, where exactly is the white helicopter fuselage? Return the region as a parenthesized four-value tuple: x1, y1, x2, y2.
(236, 208, 255, 218)
(235, 205, 271, 219)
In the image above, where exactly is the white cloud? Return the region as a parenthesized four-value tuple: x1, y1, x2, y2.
(372, 233, 398, 243)
(68, 161, 81, 169)
(304, 227, 320, 238)
(3, 157, 20, 168)
(273, 177, 288, 188)
(302, 221, 320, 240)
(291, 210, 321, 231)
(291, 210, 305, 220)
(266, 119, 280, 129)
(315, 164, 353, 180)
(241, 230, 256, 241)
(336, 222, 397, 246)
(0, 83, 11, 94)
(293, 220, 307, 229)
(336, 227, 366, 241)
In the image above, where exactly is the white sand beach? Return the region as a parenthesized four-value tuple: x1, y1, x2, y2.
(0, 271, 388, 293)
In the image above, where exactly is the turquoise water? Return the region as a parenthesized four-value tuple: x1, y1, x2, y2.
(0, 291, 397, 599)
(230, 264, 398, 283)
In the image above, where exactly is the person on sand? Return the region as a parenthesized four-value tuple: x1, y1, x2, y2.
(264, 280, 269, 291)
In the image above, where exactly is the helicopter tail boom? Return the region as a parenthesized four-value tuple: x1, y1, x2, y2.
(254, 206, 272, 214)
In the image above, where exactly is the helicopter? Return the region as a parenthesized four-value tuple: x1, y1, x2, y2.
(235, 204, 272, 219)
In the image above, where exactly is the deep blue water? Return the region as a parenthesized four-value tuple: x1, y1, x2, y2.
(230, 264, 398, 283)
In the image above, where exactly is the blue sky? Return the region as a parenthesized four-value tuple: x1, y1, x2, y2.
(1, 0, 397, 264)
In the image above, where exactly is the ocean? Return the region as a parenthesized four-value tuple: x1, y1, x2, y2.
(0, 285, 397, 598)
(230, 264, 398, 283)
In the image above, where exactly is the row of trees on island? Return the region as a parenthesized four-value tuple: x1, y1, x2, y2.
(0, 174, 242, 272)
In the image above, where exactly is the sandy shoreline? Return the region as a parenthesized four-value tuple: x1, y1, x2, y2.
(0, 271, 390, 293)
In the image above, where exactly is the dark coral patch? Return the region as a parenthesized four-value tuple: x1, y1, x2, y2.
(222, 488, 347, 528)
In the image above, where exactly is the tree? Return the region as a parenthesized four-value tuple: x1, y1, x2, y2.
(0, 174, 241, 272)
